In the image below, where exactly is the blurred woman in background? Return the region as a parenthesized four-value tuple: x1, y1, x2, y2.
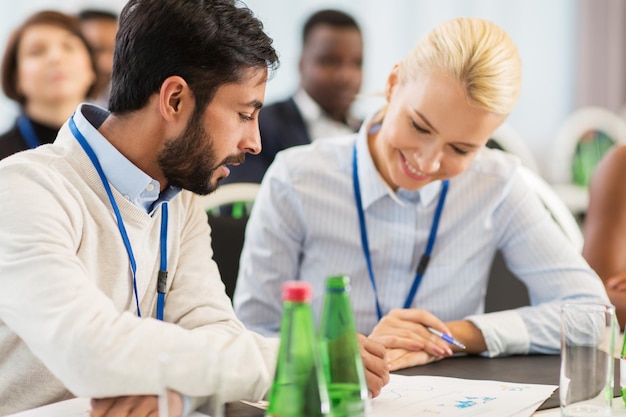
(0, 10, 96, 160)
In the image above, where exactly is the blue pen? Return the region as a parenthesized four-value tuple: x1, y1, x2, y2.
(427, 327, 466, 350)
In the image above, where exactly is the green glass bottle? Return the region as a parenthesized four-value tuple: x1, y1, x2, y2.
(266, 281, 331, 417)
(319, 276, 369, 417)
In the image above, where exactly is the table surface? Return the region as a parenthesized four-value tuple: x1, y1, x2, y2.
(8, 355, 620, 417)
(226, 354, 621, 417)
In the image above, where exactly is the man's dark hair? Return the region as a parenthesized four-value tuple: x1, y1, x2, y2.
(302, 9, 361, 45)
(108, 0, 278, 116)
(78, 9, 118, 22)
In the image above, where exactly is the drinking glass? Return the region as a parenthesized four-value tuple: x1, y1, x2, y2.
(560, 303, 616, 417)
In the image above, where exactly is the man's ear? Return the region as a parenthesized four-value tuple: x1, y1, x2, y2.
(158, 76, 192, 122)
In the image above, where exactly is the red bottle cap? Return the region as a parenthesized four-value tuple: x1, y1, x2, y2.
(282, 281, 312, 302)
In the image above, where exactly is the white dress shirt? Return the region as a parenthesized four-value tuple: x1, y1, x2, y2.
(292, 88, 360, 141)
(234, 113, 609, 357)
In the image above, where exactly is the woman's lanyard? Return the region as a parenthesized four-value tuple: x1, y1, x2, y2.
(68, 116, 168, 321)
(352, 142, 449, 321)
(17, 115, 42, 149)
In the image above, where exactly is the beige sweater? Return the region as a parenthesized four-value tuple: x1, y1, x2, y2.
(0, 124, 277, 415)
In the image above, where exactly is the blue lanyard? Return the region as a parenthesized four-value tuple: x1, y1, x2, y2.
(352, 142, 449, 321)
(17, 115, 42, 149)
(69, 116, 168, 320)
(157, 204, 168, 321)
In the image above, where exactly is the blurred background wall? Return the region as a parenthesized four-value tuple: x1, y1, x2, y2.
(0, 0, 622, 174)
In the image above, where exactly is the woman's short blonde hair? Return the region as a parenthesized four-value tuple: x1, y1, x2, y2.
(398, 17, 522, 115)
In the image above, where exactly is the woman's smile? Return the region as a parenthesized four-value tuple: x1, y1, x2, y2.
(400, 151, 434, 181)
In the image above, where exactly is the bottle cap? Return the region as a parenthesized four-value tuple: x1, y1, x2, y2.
(282, 281, 312, 302)
(326, 275, 350, 292)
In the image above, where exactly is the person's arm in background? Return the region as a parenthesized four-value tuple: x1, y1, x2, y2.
(583, 146, 626, 329)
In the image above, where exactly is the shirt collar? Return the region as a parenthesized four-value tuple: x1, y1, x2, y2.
(293, 88, 360, 131)
(293, 88, 323, 122)
(355, 112, 443, 209)
(73, 103, 181, 214)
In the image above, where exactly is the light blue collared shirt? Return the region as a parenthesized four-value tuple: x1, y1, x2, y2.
(72, 103, 181, 214)
(234, 113, 609, 357)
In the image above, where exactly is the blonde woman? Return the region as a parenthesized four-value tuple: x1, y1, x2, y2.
(234, 17, 609, 370)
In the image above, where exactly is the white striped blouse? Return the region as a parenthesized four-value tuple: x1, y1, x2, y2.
(233, 118, 608, 357)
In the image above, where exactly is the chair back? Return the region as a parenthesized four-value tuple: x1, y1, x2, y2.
(198, 183, 260, 300)
(547, 106, 626, 216)
(197, 182, 260, 217)
(487, 123, 540, 174)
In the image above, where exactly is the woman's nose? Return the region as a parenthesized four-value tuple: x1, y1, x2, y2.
(413, 146, 442, 173)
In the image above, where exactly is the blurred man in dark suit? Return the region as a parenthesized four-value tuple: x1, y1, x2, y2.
(224, 9, 363, 184)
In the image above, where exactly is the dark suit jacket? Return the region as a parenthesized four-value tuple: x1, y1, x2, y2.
(224, 97, 310, 184)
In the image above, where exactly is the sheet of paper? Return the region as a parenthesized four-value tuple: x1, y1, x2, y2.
(370, 374, 557, 417)
(508, 400, 549, 417)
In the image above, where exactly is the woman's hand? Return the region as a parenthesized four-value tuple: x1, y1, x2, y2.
(385, 347, 444, 371)
(369, 308, 454, 358)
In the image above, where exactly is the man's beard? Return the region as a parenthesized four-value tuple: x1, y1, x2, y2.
(157, 110, 244, 195)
